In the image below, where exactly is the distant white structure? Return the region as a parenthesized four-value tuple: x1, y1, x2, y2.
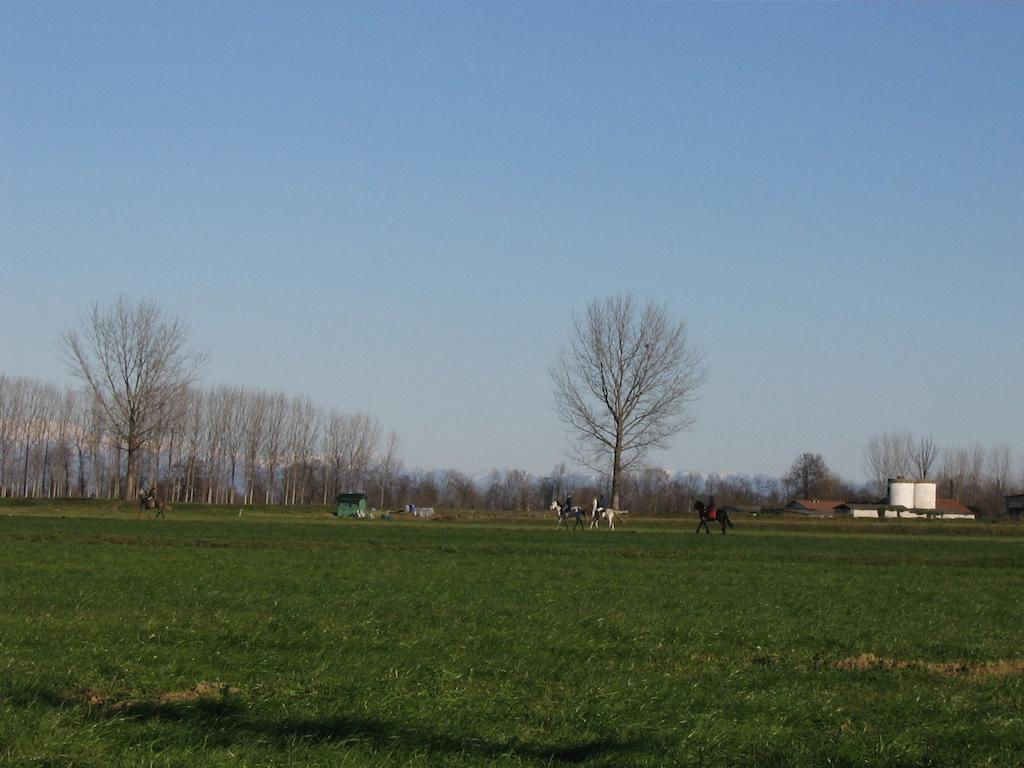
(887, 478, 936, 511)
(878, 478, 974, 519)
(913, 481, 936, 511)
(824, 479, 973, 520)
(888, 478, 919, 510)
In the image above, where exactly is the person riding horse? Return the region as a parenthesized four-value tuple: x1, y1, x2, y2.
(695, 497, 733, 534)
(138, 485, 166, 518)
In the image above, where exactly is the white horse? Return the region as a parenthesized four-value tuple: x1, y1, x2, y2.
(585, 499, 622, 528)
(593, 508, 626, 530)
(549, 500, 587, 530)
(587, 498, 627, 530)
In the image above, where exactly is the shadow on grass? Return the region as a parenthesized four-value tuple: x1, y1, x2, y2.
(6, 684, 649, 765)
(270, 714, 647, 763)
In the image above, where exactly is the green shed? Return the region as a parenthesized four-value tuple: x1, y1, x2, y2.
(335, 493, 368, 518)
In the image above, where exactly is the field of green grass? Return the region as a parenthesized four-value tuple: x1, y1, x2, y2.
(2, 502, 1023, 767)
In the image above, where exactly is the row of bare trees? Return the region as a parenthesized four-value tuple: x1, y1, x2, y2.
(862, 431, 1019, 513)
(0, 374, 396, 506)
(0, 376, 84, 499)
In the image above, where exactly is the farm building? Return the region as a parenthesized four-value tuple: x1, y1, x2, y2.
(786, 479, 975, 520)
(784, 499, 843, 517)
(881, 478, 974, 519)
(1004, 494, 1024, 519)
(335, 493, 368, 518)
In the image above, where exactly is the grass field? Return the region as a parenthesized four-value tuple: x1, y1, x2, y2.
(2, 502, 1023, 767)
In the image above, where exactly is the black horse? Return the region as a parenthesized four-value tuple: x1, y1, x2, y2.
(694, 500, 733, 534)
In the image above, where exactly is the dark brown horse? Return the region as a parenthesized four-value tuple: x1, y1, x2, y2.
(138, 488, 169, 519)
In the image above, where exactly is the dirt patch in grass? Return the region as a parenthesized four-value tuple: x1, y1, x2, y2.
(76, 682, 241, 711)
(834, 653, 1024, 679)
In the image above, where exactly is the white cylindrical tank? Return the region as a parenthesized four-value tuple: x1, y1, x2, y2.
(888, 479, 916, 509)
(914, 481, 937, 511)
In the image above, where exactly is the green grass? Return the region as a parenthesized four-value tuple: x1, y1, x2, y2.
(1, 506, 1023, 766)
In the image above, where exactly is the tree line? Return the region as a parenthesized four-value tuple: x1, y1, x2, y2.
(0, 374, 394, 506)
(782, 431, 1020, 516)
(0, 374, 1016, 515)
(3, 295, 1018, 516)
(0, 374, 786, 513)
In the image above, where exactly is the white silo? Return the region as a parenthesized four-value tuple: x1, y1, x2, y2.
(914, 481, 937, 511)
(888, 478, 916, 509)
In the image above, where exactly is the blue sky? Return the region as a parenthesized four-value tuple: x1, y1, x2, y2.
(2, 2, 1022, 482)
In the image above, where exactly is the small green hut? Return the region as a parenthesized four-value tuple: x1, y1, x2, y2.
(335, 493, 368, 518)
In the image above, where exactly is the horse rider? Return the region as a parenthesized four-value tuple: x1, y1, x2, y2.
(561, 493, 573, 517)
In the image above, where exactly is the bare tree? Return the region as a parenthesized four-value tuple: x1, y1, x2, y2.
(0, 376, 23, 497)
(939, 446, 969, 502)
(551, 295, 707, 508)
(261, 392, 288, 504)
(283, 396, 319, 505)
(911, 435, 939, 479)
(863, 431, 914, 495)
(374, 430, 402, 509)
(60, 296, 204, 500)
(220, 386, 247, 505)
(967, 443, 987, 507)
(938, 443, 988, 507)
(343, 413, 381, 492)
(241, 390, 266, 505)
(988, 445, 1013, 502)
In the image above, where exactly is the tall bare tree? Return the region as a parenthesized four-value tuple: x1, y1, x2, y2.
(863, 431, 914, 495)
(551, 295, 707, 509)
(988, 445, 1013, 502)
(241, 390, 267, 505)
(911, 435, 940, 479)
(261, 392, 288, 504)
(60, 296, 204, 500)
(374, 430, 402, 509)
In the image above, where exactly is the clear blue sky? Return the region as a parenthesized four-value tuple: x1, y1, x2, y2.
(3, 2, 1022, 483)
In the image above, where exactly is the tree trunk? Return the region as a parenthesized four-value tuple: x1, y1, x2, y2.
(125, 444, 137, 501)
(611, 432, 623, 510)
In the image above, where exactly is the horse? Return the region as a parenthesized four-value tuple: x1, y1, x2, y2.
(694, 500, 732, 534)
(550, 500, 587, 530)
(138, 490, 170, 519)
(587, 498, 626, 530)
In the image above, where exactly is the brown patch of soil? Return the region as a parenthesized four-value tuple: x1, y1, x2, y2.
(75, 682, 240, 711)
(834, 653, 1024, 679)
